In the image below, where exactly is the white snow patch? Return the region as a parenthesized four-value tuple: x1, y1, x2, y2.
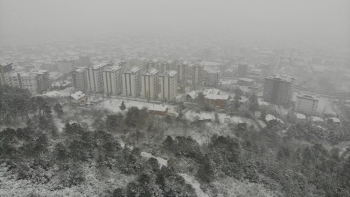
(141, 152, 167, 168)
(179, 173, 208, 197)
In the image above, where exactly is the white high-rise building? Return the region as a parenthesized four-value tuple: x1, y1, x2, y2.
(159, 70, 177, 101)
(9, 72, 38, 94)
(102, 65, 122, 96)
(295, 94, 319, 115)
(85, 62, 111, 93)
(122, 67, 141, 97)
(57, 58, 75, 74)
(141, 68, 159, 100)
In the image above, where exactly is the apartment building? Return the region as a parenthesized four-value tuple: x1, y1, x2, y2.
(192, 61, 204, 85)
(0, 62, 13, 86)
(9, 72, 38, 94)
(159, 70, 178, 101)
(141, 68, 159, 100)
(204, 68, 219, 87)
(102, 65, 122, 96)
(177, 61, 188, 84)
(57, 58, 75, 74)
(263, 74, 295, 105)
(72, 67, 88, 93)
(295, 94, 319, 115)
(30, 69, 50, 94)
(122, 66, 141, 97)
(237, 62, 248, 77)
(85, 62, 111, 93)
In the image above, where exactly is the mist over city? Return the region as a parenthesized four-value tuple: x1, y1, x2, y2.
(0, 0, 350, 196)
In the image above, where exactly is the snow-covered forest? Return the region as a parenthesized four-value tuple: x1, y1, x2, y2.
(1, 85, 350, 196)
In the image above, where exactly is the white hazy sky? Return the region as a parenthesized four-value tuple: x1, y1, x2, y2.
(0, 0, 349, 45)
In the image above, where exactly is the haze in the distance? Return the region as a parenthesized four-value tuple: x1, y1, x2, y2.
(0, 0, 349, 46)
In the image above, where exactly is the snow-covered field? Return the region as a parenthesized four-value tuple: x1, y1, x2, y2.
(179, 173, 209, 197)
(96, 98, 178, 114)
(140, 152, 167, 168)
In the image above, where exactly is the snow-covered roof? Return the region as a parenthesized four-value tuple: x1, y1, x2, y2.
(124, 66, 140, 74)
(186, 91, 198, 99)
(104, 65, 121, 72)
(310, 116, 323, 122)
(265, 114, 284, 123)
(295, 113, 306, 120)
(142, 68, 158, 76)
(205, 94, 229, 100)
(265, 74, 295, 82)
(238, 78, 254, 82)
(92, 62, 110, 70)
(203, 88, 220, 95)
(328, 117, 341, 123)
(70, 91, 86, 100)
(43, 91, 61, 98)
(161, 70, 177, 77)
(149, 105, 168, 112)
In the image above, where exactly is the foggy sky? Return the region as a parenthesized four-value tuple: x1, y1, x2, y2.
(0, 0, 349, 46)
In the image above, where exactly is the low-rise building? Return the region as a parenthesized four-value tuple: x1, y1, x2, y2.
(237, 78, 254, 86)
(204, 94, 229, 109)
(69, 91, 86, 105)
(148, 105, 168, 116)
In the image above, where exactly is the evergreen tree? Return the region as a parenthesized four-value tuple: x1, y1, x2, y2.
(119, 101, 126, 111)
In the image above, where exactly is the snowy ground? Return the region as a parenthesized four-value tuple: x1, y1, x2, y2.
(179, 173, 209, 197)
(140, 152, 167, 168)
(317, 97, 336, 115)
(96, 98, 178, 115)
(184, 110, 259, 129)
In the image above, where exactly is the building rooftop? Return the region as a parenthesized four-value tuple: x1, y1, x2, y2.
(104, 65, 121, 72)
(92, 62, 110, 70)
(124, 66, 140, 74)
(265, 74, 295, 82)
(161, 70, 177, 77)
(70, 91, 86, 100)
(143, 68, 158, 76)
(297, 94, 319, 101)
(238, 78, 254, 82)
(30, 69, 49, 74)
(203, 88, 220, 95)
(73, 67, 86, 73)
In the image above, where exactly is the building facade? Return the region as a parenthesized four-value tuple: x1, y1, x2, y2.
(122, 67, 141, 97)
(141, 68, 159, 100)
(72, 67, 88, 93)
(0, 62, 13, 86)
(9, 72, 38, 94)
(30, 70, 50, 94)
(295, 94, 319, 115)
(177, 61, 188, 84)
(159, 70, 177, 101)
(263, 75, 295, 105)
(85, 62, 112, 93)
(193, 62, 203, 85)
(237, 63, 248, 77)
(204, 69, 219, 87)
(57, 59, 75, 74)
(102, 65, 122, 96)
